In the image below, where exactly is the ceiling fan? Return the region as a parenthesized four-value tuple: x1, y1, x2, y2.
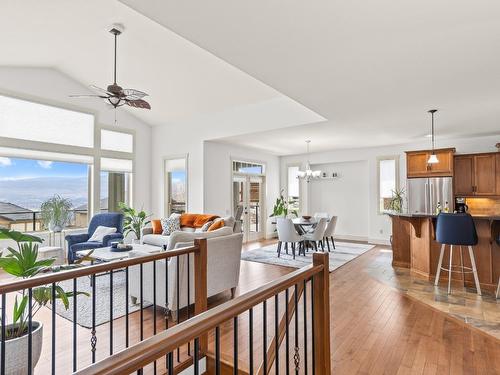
(70, 24, 151, 110)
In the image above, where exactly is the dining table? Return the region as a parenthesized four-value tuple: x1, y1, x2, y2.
(272, 217, 328, 234)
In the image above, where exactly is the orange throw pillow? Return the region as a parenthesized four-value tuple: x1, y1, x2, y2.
(208, 220, 225, 232)
(180, 213, 198, 228)
(193, 214, 219, 228)
(151, 219, 163, 234)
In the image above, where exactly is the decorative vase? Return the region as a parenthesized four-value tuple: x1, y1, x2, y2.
(49, 222, 63, 233)
(0, 322, 43, 375)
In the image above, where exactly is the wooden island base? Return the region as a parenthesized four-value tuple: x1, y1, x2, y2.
(390, 214, 500, 292)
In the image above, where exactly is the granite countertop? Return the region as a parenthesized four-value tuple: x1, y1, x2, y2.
(387, 212, 500, 220)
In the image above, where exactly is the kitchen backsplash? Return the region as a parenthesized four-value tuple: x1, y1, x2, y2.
(464, 197, 500, 215)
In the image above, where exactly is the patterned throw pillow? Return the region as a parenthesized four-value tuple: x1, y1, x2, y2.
(200, 220, 214, 232)
(161, 214, 181, 236)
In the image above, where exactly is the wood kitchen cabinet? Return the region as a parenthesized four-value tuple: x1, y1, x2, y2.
(406, 148, 455, 178)
(454, 153, 498, 196)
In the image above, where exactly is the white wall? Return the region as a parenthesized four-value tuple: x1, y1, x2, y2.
(308, 161, 369, 241)
(203, 141, 280, 222)
(281, 134, 500, 244)
(0, 67, 152, 213)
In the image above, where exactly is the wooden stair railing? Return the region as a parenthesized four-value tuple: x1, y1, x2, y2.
(75, 252, 331, 375)
(0, 239, 207, 375)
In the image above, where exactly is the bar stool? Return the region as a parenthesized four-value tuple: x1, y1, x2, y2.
(496, 234, 500, 299)
(434, 213, 481, 296)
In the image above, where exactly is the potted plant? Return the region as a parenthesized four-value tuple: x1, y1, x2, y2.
(40, 194, 73, 232)
(118, 202, 151, 243)
(388, 187, 405, 213)
(266, 190, 298, 238)
(0, 228, 87, 374)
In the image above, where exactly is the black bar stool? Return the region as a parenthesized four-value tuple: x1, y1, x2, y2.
(434, 213, 481, 295)
(496, 233, 500, 299)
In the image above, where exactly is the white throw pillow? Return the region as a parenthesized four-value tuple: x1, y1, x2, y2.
(161, 214, 181, 236)
(89, 226, 116, 242)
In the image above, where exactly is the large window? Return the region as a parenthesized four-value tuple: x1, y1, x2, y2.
(0, 94, 94, 148)
(0, 94, 135, 232)
(287, 165, 300, 212)
(164, 158, 187, 215)
(378, 157, 399, 213)
(0, 156, 89, 231)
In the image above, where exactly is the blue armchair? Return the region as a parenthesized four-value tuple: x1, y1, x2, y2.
(66, 212, 124, 263)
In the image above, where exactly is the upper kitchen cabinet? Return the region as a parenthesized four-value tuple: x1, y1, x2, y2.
(454, 153, 497, 196)
(406, 148, 455, 178)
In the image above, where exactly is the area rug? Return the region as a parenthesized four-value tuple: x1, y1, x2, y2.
(241, 241, 375, 272)
(49, 271, 151, 329)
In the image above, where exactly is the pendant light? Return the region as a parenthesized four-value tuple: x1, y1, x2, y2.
(297, 140, 321, 182)
(427, 109, 439, 164)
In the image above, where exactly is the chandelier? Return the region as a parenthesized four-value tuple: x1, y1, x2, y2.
(297, 140, 321, 182)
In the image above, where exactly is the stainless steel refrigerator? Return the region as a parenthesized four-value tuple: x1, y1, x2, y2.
(407, 177, 453, 214)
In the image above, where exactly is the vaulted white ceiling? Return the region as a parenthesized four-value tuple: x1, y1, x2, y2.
(0, 0, 322, 131)
(122, 0, 500, 154)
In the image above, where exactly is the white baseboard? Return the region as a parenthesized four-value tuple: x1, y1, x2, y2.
(333, 234, 368, 242)
(368, 237, 391, 246)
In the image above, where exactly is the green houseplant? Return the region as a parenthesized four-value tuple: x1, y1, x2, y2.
(118, 202, 151, 241)
(40, 194, 73, 232)
(388, 187, 405, 213)
(270, 189, 298, 218)
(0, 228, 87, 374)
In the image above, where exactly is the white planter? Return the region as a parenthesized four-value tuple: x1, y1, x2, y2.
(0, 322, 43, 375)
(266, 216, 278, 239)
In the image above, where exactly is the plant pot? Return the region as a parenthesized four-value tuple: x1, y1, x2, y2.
(0, 322, 43, 375)
(266, 216, 278, 239)
(49, 223, 63, 233)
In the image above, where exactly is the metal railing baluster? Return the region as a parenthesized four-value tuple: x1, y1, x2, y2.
(285, 288, 290, 375)
(51, 282, 56, 374)
(140, 263, 144, 341)
(311, 278, 315, 375)
(176, 255, 180, 362)
(153, 260, 157, 375)
(275, 294, 279, 375)
(91, 274, 97, 363)
(234, 316, 238, 375)
(28, 288, 33, 375)
(187, 253, 191, 356)
(249, 308, 254, 375)
(194, 337, 200, 375)
(215, 326, 221, 375)
(109, 270, 113, 355)
(73, 278, 78, 371)
(294, 283, 300, 375)
(1, 294, 5, 375)
(263, 300, 267, 373)
(303, 280, 308, 375)
(125, 267, 129, 348)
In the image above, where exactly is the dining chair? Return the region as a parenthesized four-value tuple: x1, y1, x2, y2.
(303, 217, 328, 251)
(322, 216, 338, 252)
(276, 218, 304, 259)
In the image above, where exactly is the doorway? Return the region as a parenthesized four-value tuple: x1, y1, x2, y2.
(164, 157, 187, 216)
(233, 174, 265, 242)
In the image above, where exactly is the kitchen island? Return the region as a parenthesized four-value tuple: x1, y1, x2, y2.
(389, 213, 500, 291)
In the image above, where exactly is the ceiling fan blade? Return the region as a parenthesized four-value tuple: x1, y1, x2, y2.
(125, 99, 151, 110)
(69, 94, 108, 98)
(90, 85, 113, 96)
(122, 89, 148, 99)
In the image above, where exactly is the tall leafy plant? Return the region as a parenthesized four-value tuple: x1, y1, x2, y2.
(0, 228, 88, 339)
(389, 187, 406, 213)
(118, 202, 150, 240)
(270, 189, 298, 217)
(40, 194, 73, 231)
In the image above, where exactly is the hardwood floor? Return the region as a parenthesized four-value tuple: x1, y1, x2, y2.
(1, 239, 499, 374)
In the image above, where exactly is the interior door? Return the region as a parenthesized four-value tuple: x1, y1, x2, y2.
(232, 175, 264, 242)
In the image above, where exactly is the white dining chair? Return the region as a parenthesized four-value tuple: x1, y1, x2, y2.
(303, 217, 328, 251)
(276, 218, 304, 259)
(322, 216, 338, 252)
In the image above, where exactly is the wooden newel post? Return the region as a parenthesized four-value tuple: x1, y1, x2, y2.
(312, 252, 331, 375)
(194, 239, 208, 353)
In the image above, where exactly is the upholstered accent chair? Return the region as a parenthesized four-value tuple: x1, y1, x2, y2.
(65, 212, 124, 263)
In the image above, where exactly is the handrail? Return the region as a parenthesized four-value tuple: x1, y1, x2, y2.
(0, 244, 200, 294)
(75, 255, 327, 375)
